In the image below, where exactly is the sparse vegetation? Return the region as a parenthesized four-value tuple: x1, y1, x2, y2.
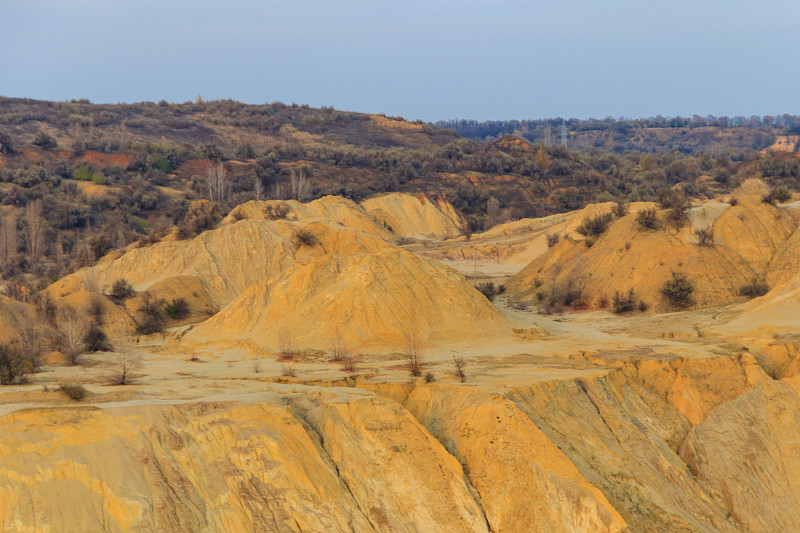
(636, 208, 661, 230)
(281, 364, 296, 377)
(475, 282, 505, 302)
(546, 233, 560, 248)
(84, 325, 111, 352)
(612, 289, 640, 314)
(165, 297, 189, 320)
(612, 199, 629, 218)
(661, 271, 696, 309)
(424, 371, 436, 383)
(58, 382, 88, 401)
(762, 186, 793, 205)
(264, 203, 291, 220)
(694, 227, 714, 245)
(0, 344, 33, 385)
(405, 331, 423, 377)
(108, 352, 142, 385)
(665, 206, 689, 230)
(576, 212, 613, 238)
(109, 279, 134, 304)
(341, 356, 357, 373)
(277, 331, 296, 360)
(739, 278, 770, 298)
(293, 228, 320, 248)
(137, 293, 166, 335)
(452, 355, 467, 382)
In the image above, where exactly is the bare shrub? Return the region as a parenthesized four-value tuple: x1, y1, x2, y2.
(281, 365, 296, 377)
(452, 355, 467, 382)
(546, 233, 560, 248)
(341, 356, 357, 373)
(252, 358, 262, 373)
(424, 371, 436, 383)
(405, 331, 423, 377)
(475, 282, 504, 302)
(264, 203, 291, 220)
(293, 228, 319, 248)
(108, 352, 143, 385)
(694, 227, 714, 245)
(277, 331, 295, 360)
(739, 278, 769, 298)
(329, 327, 349, 362)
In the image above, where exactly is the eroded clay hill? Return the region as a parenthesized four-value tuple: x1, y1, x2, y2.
(47, 195, 506, 351)
(361, 193, 464, 240)
(4, 344, 800, 532)
(506, 184, 800, 311)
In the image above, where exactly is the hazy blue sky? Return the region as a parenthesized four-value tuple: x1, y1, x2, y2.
(2, 0, 798, 121)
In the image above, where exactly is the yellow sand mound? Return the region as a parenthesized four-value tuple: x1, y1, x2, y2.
(507, 190, 800, 311)
(361, 193, 463, 240)
(49, 197, 506, 349)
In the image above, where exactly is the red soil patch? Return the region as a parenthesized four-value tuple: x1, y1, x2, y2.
(58, 150, 132, 168)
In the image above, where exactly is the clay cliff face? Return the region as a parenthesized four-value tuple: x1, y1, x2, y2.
(4, 350, 800, 532)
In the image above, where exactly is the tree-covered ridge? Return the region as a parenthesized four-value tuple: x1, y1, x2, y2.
(0, 97, 798, 298)
(437, 115, 800, 153)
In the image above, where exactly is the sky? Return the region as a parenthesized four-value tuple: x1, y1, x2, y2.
(2, 0, 799, 122)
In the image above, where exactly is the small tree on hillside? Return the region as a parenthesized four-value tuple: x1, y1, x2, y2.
(661, 271, 696, 309)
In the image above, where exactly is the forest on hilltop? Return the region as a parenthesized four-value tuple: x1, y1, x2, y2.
(438, 114, 800, 153)
(0, 96, 798, 298)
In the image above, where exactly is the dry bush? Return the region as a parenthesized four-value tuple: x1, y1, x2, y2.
(0, 344, 33, 385)
(636, 208, 661, 230)
(576, 212, 613, 238)
(612, 199, 628, 218)
(277, 331, 295, 360)
(694, 227, 714, 245)
(281, 365, 296, 377)
(452, 356, 467, 382)
(137, 292, 165, 335)
(109, 278, 134, 304)
(264, 203, 291, 220)
(108, 352, 143, 385)
(58, 382, 87, 401)
(329, 327, 349, 362)
(739, 278, 770, 298)
(165, 297, 189, 320)
(341, 356, 357, 373)
(293, 228, 320, 248)
(405, 331, 423, 377)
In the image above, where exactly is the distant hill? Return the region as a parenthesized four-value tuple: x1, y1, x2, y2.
(437, 115, 800, 154)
